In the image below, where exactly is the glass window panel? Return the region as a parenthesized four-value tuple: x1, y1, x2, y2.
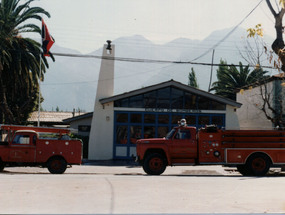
(130, 126, 142, 144)
(158, 115, 169, 124)
(172, 115, 183, 124)
(116, 113, 128, 123)
(212, 116, 224, 126)
(157, 87, 170, 108)
(185, 93, 197, 109)
(144, 91, 156, 108)
(144, 126, 155, 139)
(144, 114, 156, 123)
(185, 115, 196, 126)
(198, 96, 210, 110)
(211, 100, 226, 110)
(129, 95, 143, 108)
(114, 98, 129, 107)
(174, 129, 191, 139)
(157, 87, 171, 98)
(116, 125, 128, 144)
(157, 126, 169, 138)
(198, 116, 210, 126)
(131, 113, 142, 123)
(171, 88, 184, 109)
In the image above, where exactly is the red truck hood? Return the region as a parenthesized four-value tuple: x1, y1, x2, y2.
(136, 138, 166, 144)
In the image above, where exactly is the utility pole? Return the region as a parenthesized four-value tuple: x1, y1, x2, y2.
(208, 49, 215, 92)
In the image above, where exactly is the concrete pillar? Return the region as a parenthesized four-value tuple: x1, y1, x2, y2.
(88, 42, 115, 160)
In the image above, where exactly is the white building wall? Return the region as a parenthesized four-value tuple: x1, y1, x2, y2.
(88, 44, 115, 160)
(225, 105, 240, 129)
(237, 82, 274, 130)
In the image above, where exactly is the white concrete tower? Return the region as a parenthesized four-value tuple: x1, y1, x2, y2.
(88, 41, 115, 160)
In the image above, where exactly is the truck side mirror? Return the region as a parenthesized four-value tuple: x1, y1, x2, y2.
(33, 135, 36, 145)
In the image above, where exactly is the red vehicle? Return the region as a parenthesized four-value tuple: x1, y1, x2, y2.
(0, 125, 82, 174)
(136, 124, 285, 176)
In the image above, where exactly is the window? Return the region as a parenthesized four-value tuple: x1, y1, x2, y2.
(185, 115, 196, 126)
(144, 126, 155, 139)
(78, 125, 91, 132)
(171, 88, 184, 109)
(198, 96, 210, 110)
(172, 115, 182, 124)
(116, 126, 128, 144)
(212, 115, 224, 126)
(130, 126, 142, 144)
(158, 114, 169, 124)
(185, 93, 197, 109)
(131, 113, 142, 123)
(212, 101, 226, 110)
(129, 95, 143, 108)
(198, 115, 210, 126)
(157, 88, 170, 108)
(13, 134, 30, 144)
(144, 91, 156, 108)
(144, 114, 156, 123)
(174, 129, 191, 139)
(114, 98, 129, 107)
(116, 113, 128, 123)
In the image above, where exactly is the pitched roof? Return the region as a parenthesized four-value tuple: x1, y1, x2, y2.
(28, 111, 85, 123)
(99, 79, 242, 108)
(63, 112, 93, 123)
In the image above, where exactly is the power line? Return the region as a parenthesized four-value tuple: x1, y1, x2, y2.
(53, 52, 277, 69)
(191, 0, 265, 62)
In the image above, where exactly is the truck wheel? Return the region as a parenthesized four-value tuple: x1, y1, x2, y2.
(237, 165, 252, 176)
(0, 160, 4, 172)
(47, 157, 67, 174)
(143, 153, 167, 175)
(246, 153, 271, 176)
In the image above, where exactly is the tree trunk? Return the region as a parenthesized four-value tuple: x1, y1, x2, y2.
(266, 0, 285, 71)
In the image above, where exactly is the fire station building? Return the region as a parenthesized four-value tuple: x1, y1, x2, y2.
(87, 42, 241, 160)
(88, 79, 241, 160)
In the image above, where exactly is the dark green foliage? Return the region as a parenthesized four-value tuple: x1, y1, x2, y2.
(188, 67, 199, 88)
(0, 0, 54, 124)
(210, 59, 269, 100)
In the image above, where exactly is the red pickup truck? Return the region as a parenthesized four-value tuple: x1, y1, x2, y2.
(136, 124, 285, 176)
(0, 125, 82, 174)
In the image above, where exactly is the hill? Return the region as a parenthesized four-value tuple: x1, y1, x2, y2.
(41, 27, 275, 111)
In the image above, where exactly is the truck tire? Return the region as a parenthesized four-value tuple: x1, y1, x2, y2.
(0, 160, 4, 172)
(143, 153, 167, 175)
(245, 153, 271, 176)
(237, 165, 252, 176)
(47, 157, 67, 174)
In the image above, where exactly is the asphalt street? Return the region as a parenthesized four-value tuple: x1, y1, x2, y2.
(0, 164, 285, 214)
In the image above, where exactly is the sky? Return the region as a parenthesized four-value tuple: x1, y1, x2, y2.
(31, 0, 278, 54)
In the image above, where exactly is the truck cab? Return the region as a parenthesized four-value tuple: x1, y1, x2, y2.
(136, 126, 197, 175)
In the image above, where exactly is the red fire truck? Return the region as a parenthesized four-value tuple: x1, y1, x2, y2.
(136, 124, 285, 176)
(0, 125, 82, 174)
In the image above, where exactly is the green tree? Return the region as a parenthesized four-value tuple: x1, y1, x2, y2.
(210, 60, 268, 100)
(0, 0, 53, 124)
(188, 67, 199, 88)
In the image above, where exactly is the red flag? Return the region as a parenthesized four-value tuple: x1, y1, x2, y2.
(42, 19, 55, 56)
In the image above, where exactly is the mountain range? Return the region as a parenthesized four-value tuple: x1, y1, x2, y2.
(41, 27, 275, 112)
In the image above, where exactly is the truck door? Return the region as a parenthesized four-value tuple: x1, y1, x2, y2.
(169, 128, 197, 159)
(9, 132, 36, 163)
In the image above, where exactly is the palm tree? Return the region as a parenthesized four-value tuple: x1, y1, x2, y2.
(0, 0, 53, 124)
(210, 60, 268, 100)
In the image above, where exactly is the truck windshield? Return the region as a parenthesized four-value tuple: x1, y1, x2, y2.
(165, 129, 176, 140)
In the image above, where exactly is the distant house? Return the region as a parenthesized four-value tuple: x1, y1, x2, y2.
(63, 112, 93, 136)
(28, 111, 84, 127)
(237, 74, 285, 129)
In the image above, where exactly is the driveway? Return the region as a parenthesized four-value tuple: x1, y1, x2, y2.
(0, 164, 284, 214)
